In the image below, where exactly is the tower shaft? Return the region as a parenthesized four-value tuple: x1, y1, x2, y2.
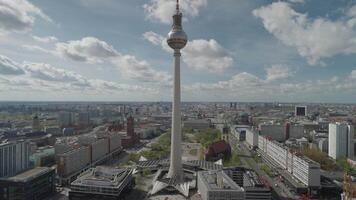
(167, 49, 183, 181)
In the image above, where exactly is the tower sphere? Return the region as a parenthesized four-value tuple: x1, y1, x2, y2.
(167, 13, 187, 50)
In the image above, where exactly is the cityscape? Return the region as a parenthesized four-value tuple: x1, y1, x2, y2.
(0, 0, 356, 200)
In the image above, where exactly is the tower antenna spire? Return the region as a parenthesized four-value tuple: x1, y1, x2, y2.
(176, 0, 179, 14)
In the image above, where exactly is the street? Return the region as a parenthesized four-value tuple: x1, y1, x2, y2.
(237, 142, 298, 200)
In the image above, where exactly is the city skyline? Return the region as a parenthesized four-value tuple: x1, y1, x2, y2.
(0, 0, 355, 103)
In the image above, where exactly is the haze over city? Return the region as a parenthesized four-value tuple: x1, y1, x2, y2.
(0, 0, 355, 102)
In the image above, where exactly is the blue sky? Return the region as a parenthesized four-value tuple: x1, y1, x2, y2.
(0, 0, 355, 102)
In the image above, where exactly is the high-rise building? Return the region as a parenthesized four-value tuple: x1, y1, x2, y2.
(58, 111, 74, 127)
(77, 112, 90, 127)
(328, 123, 354, 160)
(0, 141, 31, 177)
(295, 106, 307, 117)
(32, 115, 41, 132)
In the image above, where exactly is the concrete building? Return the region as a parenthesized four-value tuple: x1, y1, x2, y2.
(197, 170, 245, 200)
(224, 167, 271, 200)
(58, 111, 74, 127)
(77, 112, 90, 127)
(69, 166, 133, 200)
(258, 135, 320, 188)
(57, 146, 91, 184)
(30, 146, 55, 167)
(183, 119, 210, 130)
(245, 128, 258, 148)
(295, 106, 307, 117)
(318, 138, 328, 153)
(231, 125, 250, 142)
(0, 141, 31, 177)
(259, 123, 304, 142)
(328, 123, 354, 160)
(0, 167, 55, 200)
(32, 115, 41, 132)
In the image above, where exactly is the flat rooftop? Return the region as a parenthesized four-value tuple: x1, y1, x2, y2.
(71, 166, 132, 188)
(5, 167, 53, 182)
(198, 170, 243, 191)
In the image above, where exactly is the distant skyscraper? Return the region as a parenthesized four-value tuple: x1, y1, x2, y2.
(32, 115, 41, 132)
(58, 111, 73, 127)
(328, 123, 354, 159)
(0, 141, 31, 177)
(77, 112, 90, 127)
(295, 106, 307, 117)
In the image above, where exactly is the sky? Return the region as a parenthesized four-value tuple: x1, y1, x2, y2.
(0, 0, 355, 103)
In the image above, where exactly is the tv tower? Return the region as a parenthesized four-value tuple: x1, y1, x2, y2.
(167, 0, 187, 182)
(151, 0, 190, 196)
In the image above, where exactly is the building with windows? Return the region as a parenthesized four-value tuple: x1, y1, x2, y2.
(0, 167, 55, 200)
(58, 111, 74, 128)
(258, 135, 320, 188)
(328, 123, 354, 160)
(183, 119, 211, 130)
(69, 166, 133, 200)
(0, 141, 31, 178)
(224, 167, 271, 200)
(197, 170, 245, 200)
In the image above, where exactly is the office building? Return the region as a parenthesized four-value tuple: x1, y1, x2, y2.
(0, 167, 55, 200)
(197, 170, 245, 200)
(328, 123, 354, 160)
(32, 115, 41, 132)
(259, 123, 304, 142)
(246, 128, 258, 148)
(224, 167, 271, 200)
(183, 119, 211, 130)
(69, 166, 134, 200)
(258, 135, 320, 188)
(57, 146, 91, 184)
(0, 141, 31, 178)
(295, 106, 307, 117)
(77, 112, 90, 127)
(58, 111, 74, 127)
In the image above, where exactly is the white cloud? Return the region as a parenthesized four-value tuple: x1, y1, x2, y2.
(56, 37, 171, 84)
(143, 31, 171, 52)
(0, 54, 157, 94)
(265, 64, 293, 81)
(143, 0, 207, 24)
(23, 63, 87, 83)
(351, 70, 356, 79)
(183, 39, 233, 73)
(32, 35, 58, 43)
(184, 70, 356, 102)
(143, 31, 164, 46)
(56, 37, 118, 63)
(143, 31, 233, 73)
(22, 45, 58, 56)
(253, 2, 356, 65)
(287, 0, 304, 3)
(0, 55, 25, 75)
(0, 0, 52, 33)
(111, 54, 171, 84)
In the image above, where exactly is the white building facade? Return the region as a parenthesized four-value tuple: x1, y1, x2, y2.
(328, 123, 354, 160)
(258, 136, 320, 187)
(0, 141, 31, 177)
